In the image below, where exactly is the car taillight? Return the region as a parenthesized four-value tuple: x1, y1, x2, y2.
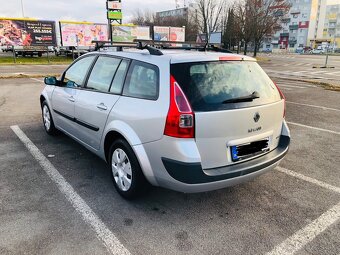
(164, 75, 195, 138)
(274, 82, 286, 118)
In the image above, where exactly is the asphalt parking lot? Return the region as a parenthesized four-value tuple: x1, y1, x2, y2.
(0, 76, 339, 255)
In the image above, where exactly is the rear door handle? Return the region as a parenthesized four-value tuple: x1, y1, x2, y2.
(68, 96, 75, 102)
(96, 103, 107, 111)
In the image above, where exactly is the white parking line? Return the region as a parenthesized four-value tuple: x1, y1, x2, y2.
(267, 167, 340, 255)
(276, 166, 340, 194)
(286, 101, 340, 112)
(277, 84, 307, 89)
(29, 78, 44, 83)
(287, 121, 340, 135)
(10, 125, 130, 255)
(266, 201, 340, 255)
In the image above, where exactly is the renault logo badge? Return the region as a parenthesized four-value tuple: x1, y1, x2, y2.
(254, 112, 260, 123)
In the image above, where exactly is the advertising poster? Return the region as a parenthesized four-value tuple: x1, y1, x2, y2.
(60, 21, 108, 47)
(112, 25, 150, 42)
(169, 27, 185, 42)
(153, 26, 170, 41)
(0, 18, 56, 46)
(209, 32, 222, 44)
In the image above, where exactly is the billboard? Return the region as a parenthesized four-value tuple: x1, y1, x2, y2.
(107, 1, 122, 10)
(156, 7, 188, 19)
(209, 32, 222, 44)
(169, 27, 185, 42)
(0, 18, 56, 46)
(60, 21, 108, 47)
(112, 25, 150, 42)
(154, 26, 185, 42)
(108, 11, 123, 20)
(154, 26, 170, 41)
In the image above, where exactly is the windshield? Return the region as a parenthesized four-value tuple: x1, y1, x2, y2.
(171, 61, 281, 112)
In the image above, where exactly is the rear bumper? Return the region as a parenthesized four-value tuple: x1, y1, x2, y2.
(161, 135, 290, 193)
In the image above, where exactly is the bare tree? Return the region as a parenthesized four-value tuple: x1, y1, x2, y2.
(194, 0, 226, 40)
(130, 9, 155, 26)
(249, 0, 290, 56)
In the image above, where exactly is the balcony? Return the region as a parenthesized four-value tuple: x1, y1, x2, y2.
(290, 9, 300, 14)
(274, 10, 284, 17)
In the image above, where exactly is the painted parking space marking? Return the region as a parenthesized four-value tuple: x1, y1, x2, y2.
(276, 84, 307, 89)
(276, 166, 340, 194)
(286, 101, 340, 112)
(29, 78, 44, 83)
(10, 125, 130, 255)
(287, 122, 340, 135)
(267, 167, 340, 255)
(266, 201, 340, 255)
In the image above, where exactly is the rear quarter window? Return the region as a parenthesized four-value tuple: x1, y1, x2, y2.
(123, 60, 159, 100)
(171, 61, 281, 111)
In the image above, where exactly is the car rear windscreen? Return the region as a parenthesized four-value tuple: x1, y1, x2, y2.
(171, 61, 281, 112)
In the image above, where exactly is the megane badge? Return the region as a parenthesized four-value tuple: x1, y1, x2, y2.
(253, 112, 260, 123)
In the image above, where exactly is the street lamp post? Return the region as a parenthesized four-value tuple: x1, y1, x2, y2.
(20, 0, 25, 17)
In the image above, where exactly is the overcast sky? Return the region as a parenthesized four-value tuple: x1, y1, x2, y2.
(0, 0, 178, 23)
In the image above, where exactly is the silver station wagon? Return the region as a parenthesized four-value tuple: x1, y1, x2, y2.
(41, 43, 290, 199)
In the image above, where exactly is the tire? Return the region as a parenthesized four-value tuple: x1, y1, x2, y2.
(109, 139, 149, 199)
(41, 101, 58, 135)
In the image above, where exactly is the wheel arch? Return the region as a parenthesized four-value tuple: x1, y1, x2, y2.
(102, 121, 158, 186)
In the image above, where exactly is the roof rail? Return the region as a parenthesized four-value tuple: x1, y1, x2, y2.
(91, 40, 163, 56)
(91, 40, 232, 55)
(133, 39, 232, 53)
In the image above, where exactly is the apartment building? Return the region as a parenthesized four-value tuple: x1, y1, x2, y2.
(265, 0, 340, 50)
(321, 0, 340, 47)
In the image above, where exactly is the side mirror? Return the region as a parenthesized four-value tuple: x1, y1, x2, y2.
(44, 76, 58, 86)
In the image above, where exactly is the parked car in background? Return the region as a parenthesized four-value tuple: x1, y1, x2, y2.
(295, 47, 304, 54)
(312, 46, 325, 54)
(54, 46, 90, 57)
(40, 46, 290, 199)
(1, 45, 14, 52)
(262, 48, 272, 53)
(303, 47, 312, 54)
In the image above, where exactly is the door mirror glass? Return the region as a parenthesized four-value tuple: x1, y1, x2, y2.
(44, 76, 58, 86)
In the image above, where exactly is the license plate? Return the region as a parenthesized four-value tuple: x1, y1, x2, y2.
(230, 137, 270, 162)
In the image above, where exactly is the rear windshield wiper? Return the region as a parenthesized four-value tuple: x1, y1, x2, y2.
(222, 91, 260, 104)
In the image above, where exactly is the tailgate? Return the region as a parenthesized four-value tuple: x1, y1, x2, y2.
(170, 59, 284, 169)
(195, 100, 284, 169)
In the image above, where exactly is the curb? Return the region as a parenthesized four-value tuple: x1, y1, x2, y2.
(0, 73, 60, 79)
(271, 76, 340, 92)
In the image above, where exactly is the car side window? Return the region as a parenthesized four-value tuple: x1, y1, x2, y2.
(63, 56, 96, 88)
(123, 61, 159, 100)
(110, 59, 129, 94)
(86, 56, 121, 92)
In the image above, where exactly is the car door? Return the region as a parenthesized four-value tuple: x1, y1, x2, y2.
(51, 55, 97, 136)
(74, 56, 129, 150)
